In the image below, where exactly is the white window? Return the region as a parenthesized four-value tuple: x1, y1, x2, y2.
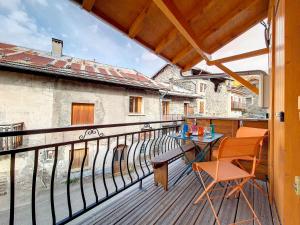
(129, 96, 143, 114)
(246, 97, 253, 105)
(199, 83, 207, 93)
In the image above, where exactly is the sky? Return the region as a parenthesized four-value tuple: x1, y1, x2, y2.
(0, 0, 268, 76)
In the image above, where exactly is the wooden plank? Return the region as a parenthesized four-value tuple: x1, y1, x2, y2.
(153, 0, 211, 61)
(82, 0, 95, 11)
(128, 1, 152, 38)
(214, 63, 259, 94)
(154, 0, 211, 54)
(154, 175, 209, 225)
(174, 177, 214, 225)
(193, 182, 227, 224)
(235, 182, 254, 224)
(254, 181, 274, 225)
(89, 161, 184, 225)
(172, 45, 192, 64)
(217, 184, 239, 224)
(155, 29, 178, 53)
(208, 48, 269, 65)
(118, 174, 198, 225)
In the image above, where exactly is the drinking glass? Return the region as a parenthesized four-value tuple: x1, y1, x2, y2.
(204, 126, 212, 138)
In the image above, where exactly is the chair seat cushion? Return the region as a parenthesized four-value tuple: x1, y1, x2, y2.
(193, 161, 252, 181)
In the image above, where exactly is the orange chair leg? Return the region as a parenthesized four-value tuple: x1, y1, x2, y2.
(195, 172, 220, 225)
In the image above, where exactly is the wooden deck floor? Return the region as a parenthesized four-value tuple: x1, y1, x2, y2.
(80, 160, 280, 225)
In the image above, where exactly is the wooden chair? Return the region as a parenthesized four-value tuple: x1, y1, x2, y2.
(193, 136, 264, 225)
(212, 127, 268, 194)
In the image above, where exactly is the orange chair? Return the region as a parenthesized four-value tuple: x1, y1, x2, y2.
(212, 127, 268, 194)
(193, 136, 264, 225)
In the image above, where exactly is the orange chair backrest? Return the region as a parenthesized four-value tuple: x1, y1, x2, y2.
(236, 127, 268, 161)
(236, 127, 268, 138)
(217, 136, 263, 160)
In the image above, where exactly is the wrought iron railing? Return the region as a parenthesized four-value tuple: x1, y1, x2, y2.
(231, 101, 246, 111)
(162, 114, 184, 121)
(0, 120, 183, 225)
(0, 122, 24, 151)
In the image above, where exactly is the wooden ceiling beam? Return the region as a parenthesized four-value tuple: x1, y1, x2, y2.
(172, 45, 193, 64)
(128, 1, 152, 38)
(154, 0, 260, 95)
(214, 62, 259, 94)
(153, 0, 211, 61)
(82, 0, 95, 11)
(208, 48, 269, 65)
(154, 0, 211, 54)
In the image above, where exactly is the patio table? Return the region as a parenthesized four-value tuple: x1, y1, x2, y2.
(169, 133, 224, 186)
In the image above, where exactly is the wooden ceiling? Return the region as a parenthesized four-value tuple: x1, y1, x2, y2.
(73, 0, 269, 71)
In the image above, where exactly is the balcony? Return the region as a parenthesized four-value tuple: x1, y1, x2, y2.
(0, 123, 24, 151)
(231, 101, 246, 111)
(0, 119, 279, 225)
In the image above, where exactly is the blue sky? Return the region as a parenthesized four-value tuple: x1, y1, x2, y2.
(0, 0, 268, 76)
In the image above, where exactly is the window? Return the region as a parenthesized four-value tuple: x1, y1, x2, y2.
(246, 97, 253, 105)
(70, 148, 89, 170)
(71, 103, 94, 125)
(199, 101, 205, 114)
(199, 83, 207, 93)
(162, 101, 170, 115)
(129, 96, 143, 113)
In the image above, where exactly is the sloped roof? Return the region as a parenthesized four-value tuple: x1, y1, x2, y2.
(0, 42, 161, 90)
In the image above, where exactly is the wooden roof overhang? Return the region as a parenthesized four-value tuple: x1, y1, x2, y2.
(72, 0, 270, 95)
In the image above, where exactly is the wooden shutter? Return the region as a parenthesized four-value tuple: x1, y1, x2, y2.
(72, 103, 94, 125)
(199, 101, 204, 113)
(71, 148, 89, 169)
(136, 97, 142, 113)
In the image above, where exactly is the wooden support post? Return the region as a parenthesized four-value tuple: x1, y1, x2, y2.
(153, 163, 168, 191)
(208, 48, 269, 65)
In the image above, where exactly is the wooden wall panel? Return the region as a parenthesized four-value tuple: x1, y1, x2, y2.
(270, 0, 300, 223)
(282, 0, 300, 224)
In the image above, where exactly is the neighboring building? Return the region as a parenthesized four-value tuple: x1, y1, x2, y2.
(152, 64, 267, 118)
(0, 41, 197, 181)
(152, 64, 240, 117)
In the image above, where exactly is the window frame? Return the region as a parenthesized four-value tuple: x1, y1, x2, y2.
(129, 96, 144, 115)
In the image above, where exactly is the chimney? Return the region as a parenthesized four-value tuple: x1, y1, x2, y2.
(51, 38, 63, 57)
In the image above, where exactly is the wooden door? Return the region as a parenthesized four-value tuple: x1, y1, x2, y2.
(71, 103, 94, 125)
(71, 148, 89, 170)
(271, 0, 285, 220)
(162, 101, 169, 115)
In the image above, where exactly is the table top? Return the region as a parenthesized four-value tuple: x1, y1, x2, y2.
(169, 133, 224, 143)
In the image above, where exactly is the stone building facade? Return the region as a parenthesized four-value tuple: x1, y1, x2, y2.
(152, 64, 241, 117)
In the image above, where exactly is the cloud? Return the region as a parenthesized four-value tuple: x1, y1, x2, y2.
(0, 0, 21, 11)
